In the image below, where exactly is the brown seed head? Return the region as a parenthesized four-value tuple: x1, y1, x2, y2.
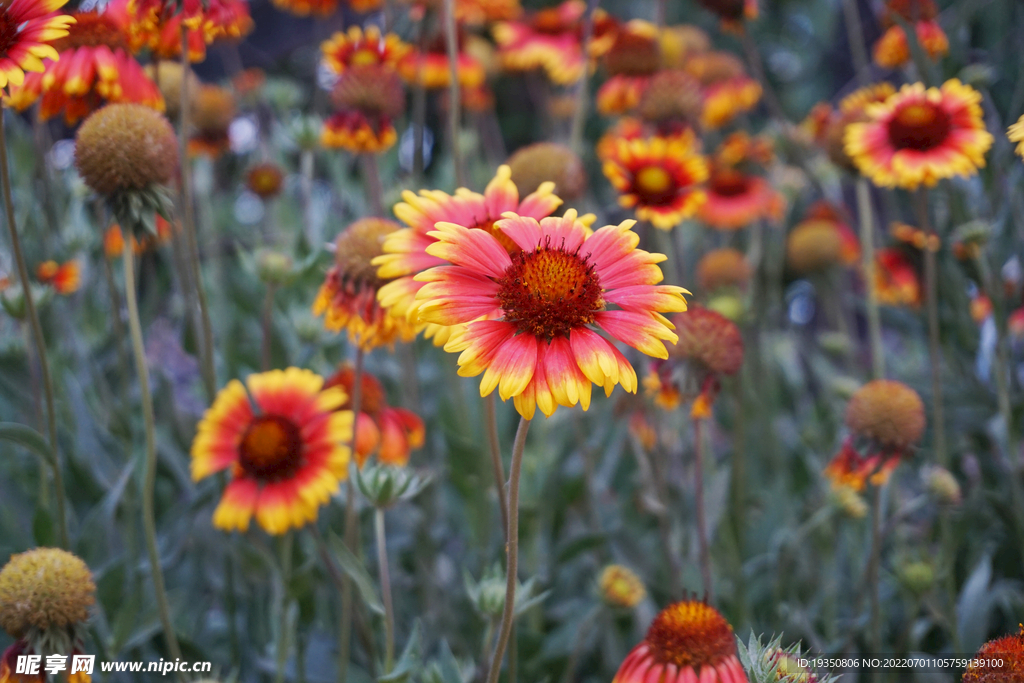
(696, 248, 750, 292)
(332, 65, 405, 119)
(786, 220, 844, 273)
(506, 142, 586, 201)
(845, 379, 926, 448)
(670, 305, 744, 375)
(75, 103, 178, 196)
(0, 548, 96, 639)
(192, 85, 236, 133)
(638, 69, 704, 125)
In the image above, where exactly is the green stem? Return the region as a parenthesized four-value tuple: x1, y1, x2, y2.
(856, 179, 885, 380)
(338, 349, 364, 683)
(868, 485, 883, 671)
(840, 0, 871, 86)
(179, 25, 216, 402)
(361, 155, 385, 218)
(442, 0, 465, 187)
(693, 416, 713, 600)
(375, 508, 395, 673)
(484, 394, 509, 541)
(485, 416, 531, 683)
(123, 242, 183, 666)
(261, 283, 275, 372)
(569, 0, 600, 154)
(915, 191, 946, 467)
(275, 532, 295, 683)
(0, 109, 69, 548)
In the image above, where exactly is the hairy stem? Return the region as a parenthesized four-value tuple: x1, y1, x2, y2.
(485, 417, 532, 683)
(0, 109, 69, 548)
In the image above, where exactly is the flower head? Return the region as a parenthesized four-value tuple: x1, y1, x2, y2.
(190, 368, 353, 535)
(613, 599, 747, 683)
(75, 102, 177, 196)
(596, 20, 660, 115)
(697, 248, 750, 293)
(845, 379, 925, 448)
(189, 84, 235, 157)
(786, 220, 855, 274)
(824, 441, 899, 491)
(323, 65, 404, 153)
(507, 142, 587, 202)
(874, 247, 921, 307)
(602, 132, 708, 231)
(414, 211, 687, 419)
(962, 626, 1024, 683)
(0, 548, 94, 639)
(599, 565, 646, 608)
(669, 305, 743, 376)
(698, 164, 783, 231)
(36, 260, 81, 295)
(873, 21, 947, 68)
(320, 26, 411, 75)
(247, 162, 284, 199)
(374, 165, 564, 347)
(659, 24, 710, 68)
(0, 0, 74, 93)
(695, 0, 757, 30)
(844, 79, 993, 189)
(314, 218, 418, 350)
(398, 30, 485, 89)
(636, 69, 704, 127)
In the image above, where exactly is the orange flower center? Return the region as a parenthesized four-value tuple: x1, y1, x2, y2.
(54, 13, 126, 51)
(350, 47, 382, 66)
(887, 101, 951, 152)
(634, 165, 676, 204)
(496, 243, 604, 339)
(239, 415, 303, 480)
(709, 167, 751, 197)
(644, 600, 736, 670)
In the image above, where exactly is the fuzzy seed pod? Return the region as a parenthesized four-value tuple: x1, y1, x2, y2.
(0, 548, 95, 639)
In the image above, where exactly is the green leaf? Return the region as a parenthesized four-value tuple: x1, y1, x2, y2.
(0, 422, 55, 467)
(326, 532, 385, 616)
(378, 619, 422, 683)
(435, 639, 462, 683)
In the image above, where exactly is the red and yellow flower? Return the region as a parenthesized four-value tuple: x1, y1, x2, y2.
(273, 0, 337, 16)
(874, 247, 921, 307)
(602, 132, 709, 231)
(35, 260, 80, 294)
(596, 20, 661, 116)
(613, 599, 748, 683)
(413, 211, 688, 419)
(324, 366, 425, 468)
(322, 64, 404, 153)
(103, 215, 173, 258)
(313, 218, 419, 349)
(0, 0, 74, 93)
(844, 79, 993, 189)
(493, 0, 617, 85)
(4, 9, 163, 124)
(873, 21, 947, 69)
(115, 0, 251, 63)
(398, 32, 486, 90)
(320, 26, 411, 75)
(962, 625, 1024, 683)
(190, 368, 353, 535)
(374, 165, 564, 347)
(698, 165, 783, 231)
(701, 76, 761, 129)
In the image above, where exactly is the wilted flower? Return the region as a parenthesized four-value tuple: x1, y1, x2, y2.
(598, 565, 646, 608)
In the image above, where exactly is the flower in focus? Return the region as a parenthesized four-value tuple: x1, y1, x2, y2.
(246, 162, 284, 199)
(872, 0, 947, 69)
(697, 248, 750, 293)
(612, 599, 747, 683)
(493, 0, 617, 86)
(322, 65, 404, 153)
(874, 247, 921, 307)
(320, 26, 411, 75)
(602, 132, 709, 231)
(314, 218, 419, 349)
(598, 565, 646, 608)
(414, 211, 687, 419)
(189, 84, 236, 157)
(36, 260, 81, 295)
(596, 20, 661, 115)
(0, 0, 74, 92)
(190, 368, 353, 535)
(374, 165, 564, 347)
(844, 79, 993, 189)
(324, 365, 426, 468)
(507, 142, 587, 202)
(4, 9, 164, 125)
(961, 625, 1024, 683)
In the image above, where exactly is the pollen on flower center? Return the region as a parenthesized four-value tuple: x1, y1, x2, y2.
(239, 415, 303, 480)
(888, 101, 951, 151)
(644, 600, 736, 670)
(635, 166, 674, 200)
(496, 243, 604, 339)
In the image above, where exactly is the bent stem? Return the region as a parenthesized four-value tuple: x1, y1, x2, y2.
(693, 416, 713, 600)
(375, 508, 395, 673)
(338, 348, 364, 683)
(443, 0, 465, 187)
(180, 26, 216, 402)
(856, 179, 885, 380)
(569, 0, 600, 154)
(123, 242, 183, 665)
(485, 416, 532, 683)
(0, 110, 70, 548)
(484, 394, 509, 540)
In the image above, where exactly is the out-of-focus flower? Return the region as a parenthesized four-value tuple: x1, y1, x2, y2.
(246, 162, 284, 199)
(695, 0, 757, 30)
(314, 218, 419, 350)
(628, 411, 658, 450)
(493, 0, 617, 85)
(786, 220, 858, 274)
(898, 561, 935, 595)
(414, 212, 687, 419)
(602, 132, 709, 231)
(374, 165, 564, 347)
(962, 625, 1024, 683)
(256, 250, 293, 285)
(923, 465, 962, 505)
(598, 565, 646, 608)
(684, 51, 760, 129)
(845, 79, 993, 189)
(1009, 115, 1024, 159)
(115, 0, 252, 63)
(825, 441, 899, 491)
(144, 61, 197, 119)
(0, 0, 74, 93)
(36, 260, 81, 295)
(847, 379, 926, 448)
(453, 0, 522, 26)
(232, 67, 264, 99)
(874, 247, 921, 307)
(698, 164, 783, 231)
(190, 368, 353, 535)
(636, 69, 704, 129)
(890, 221, 939, 252)
(659, 24, 709, 68)
(323, 65, 404, 153)
(4, 9, 163, 125)
(697, 248, 750, 293)
(805, 200, 860, 263)
(507, 142, 587, 202)
(612, 599, 748, 683)
(804, 83, 896, 172)
(596, 20, 661, 115)
(104, 215, 173, 258)
(273, 0, 337, 16)
(398, 31, 485, 89)
(324, 365, 425, 467)
(829, 483, 869, 518)
(321, 26, 411, 75)
(873, 0, 947, 68)
(189, 84, 235, 157)
(970, 293, 992, 324)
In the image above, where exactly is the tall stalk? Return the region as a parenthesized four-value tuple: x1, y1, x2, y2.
(915, 191, 946, 467)
(569, 0, 600, 154)
(485, 417, 531, 683)
(361, 155, 385, 217)
(261, 283, 275, 371)
(179, 26, 216, 402)
(375, 508, 395, 673)
(274, 532, 295, 683)
(122, 241, 183, 665)
(693, 416, 713, 600)
(867, 486, 883, 665)
(0, 110, 69, 548)
(856, 179, 885, 380)
(484, 394, 509, 540)
(338, 348, 364, 683)
(443, 0, 466, 187)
